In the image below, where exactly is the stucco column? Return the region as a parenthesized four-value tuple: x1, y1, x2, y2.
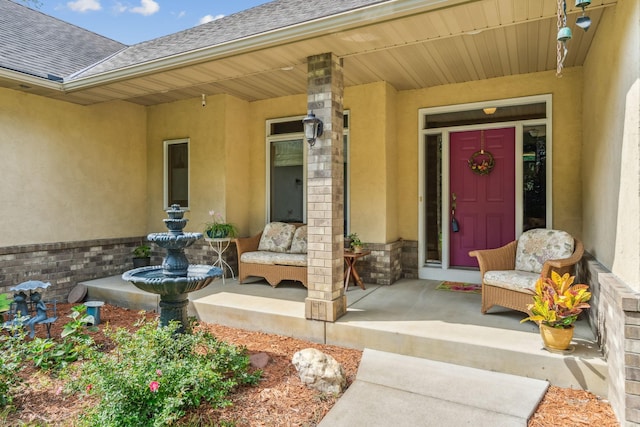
(304, 53, 347, 322)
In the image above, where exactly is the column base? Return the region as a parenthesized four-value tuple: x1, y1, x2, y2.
(305, 295, 347, 322)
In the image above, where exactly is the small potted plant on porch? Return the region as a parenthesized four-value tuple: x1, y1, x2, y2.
(204, 210, 238, 239)
(347, 232, 363, 253)
(132, 243, 151, 268)
(521, 271, 591, 351)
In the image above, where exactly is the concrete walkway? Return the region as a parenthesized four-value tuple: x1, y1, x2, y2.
(319, 349, 549, 427)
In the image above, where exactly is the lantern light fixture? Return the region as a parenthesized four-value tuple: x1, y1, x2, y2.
(302, 111, 324, 147)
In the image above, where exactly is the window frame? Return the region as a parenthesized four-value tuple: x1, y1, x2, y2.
(163, 138, 190, 210)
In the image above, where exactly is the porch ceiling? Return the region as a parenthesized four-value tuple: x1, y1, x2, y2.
(2, 0, 616, 106)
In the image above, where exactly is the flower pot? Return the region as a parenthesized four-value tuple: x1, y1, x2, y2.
(352, 245, 363, 254)
(133, 257, 151, 268)
(206, 229, 228, 239)
(540, 323, 574, 351)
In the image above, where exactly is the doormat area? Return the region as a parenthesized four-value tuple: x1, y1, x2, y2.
(436, 281, 482, 294)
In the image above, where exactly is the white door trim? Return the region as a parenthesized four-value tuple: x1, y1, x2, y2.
(417, 94, 553, 283)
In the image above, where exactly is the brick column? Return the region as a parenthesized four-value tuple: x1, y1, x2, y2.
(304, 53, 347, 322)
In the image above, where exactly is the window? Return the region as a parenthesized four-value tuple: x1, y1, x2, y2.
(266, 113, 350, 227)
(164, 138, 189, 209)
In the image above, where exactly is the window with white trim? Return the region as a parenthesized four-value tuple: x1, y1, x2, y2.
(164, 138, 189, 209)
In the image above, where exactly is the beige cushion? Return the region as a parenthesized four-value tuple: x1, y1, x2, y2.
(290, 225, 307, 254)
(514, 229, 574, 273)
(258, 222, 296, 253)
(483, 270, 540, 293)
(240, 251, 307, 267)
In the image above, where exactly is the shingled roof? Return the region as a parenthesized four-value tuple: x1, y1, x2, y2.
(0, 0, 125, 81)
(1, 0, 388, 83)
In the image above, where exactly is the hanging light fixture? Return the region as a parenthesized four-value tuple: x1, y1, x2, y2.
(302, 111, 324, 147)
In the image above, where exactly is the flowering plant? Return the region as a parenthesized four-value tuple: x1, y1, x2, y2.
(204, 210, 237, 238)
(521, 271, 591, 329)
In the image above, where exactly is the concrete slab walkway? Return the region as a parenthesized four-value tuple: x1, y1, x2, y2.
(319, 348, 549, 427)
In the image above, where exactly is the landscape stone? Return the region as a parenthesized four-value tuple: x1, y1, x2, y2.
(292, 348, 346, 394)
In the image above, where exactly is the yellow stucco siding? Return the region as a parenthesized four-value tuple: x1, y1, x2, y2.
(396, 68, 584, 241)
(246, 94, 306, 235)
(582, 0, 640, 287)
(146, 95, 228, 234)
(0, 88, 147, 246)
(345, 82, 391, 244)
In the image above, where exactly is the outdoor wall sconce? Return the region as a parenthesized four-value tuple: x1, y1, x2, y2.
(201, 94, 206, 107)
(302, 111, 323, 147)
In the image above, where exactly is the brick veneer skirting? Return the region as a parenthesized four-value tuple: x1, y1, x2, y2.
(0, 238, 238, 303)
(580, 253, 635, 426)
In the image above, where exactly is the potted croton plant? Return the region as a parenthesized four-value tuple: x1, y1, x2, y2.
(521, 271, 591, 351)
(204, 210, 238, 239)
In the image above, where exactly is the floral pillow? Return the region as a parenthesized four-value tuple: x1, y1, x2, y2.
(515, 229, 574, 273)
(258, 222, 296, 253)
(289, 225, 307, 254)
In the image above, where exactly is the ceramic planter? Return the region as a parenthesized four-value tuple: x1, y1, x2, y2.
(540, 323, 574, 350)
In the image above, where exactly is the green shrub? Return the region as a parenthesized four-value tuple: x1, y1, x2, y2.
(73, 317, 261, 427)
(0, 321, 28, 408)
(23, 305, 97, 372)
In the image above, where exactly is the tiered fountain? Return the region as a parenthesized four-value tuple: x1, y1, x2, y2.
(122, 204, 221, 333)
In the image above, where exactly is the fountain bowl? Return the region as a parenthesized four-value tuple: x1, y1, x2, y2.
(122, 265, 222, 297)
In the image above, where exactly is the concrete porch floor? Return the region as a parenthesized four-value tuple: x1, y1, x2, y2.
(81, 275, 608, 398)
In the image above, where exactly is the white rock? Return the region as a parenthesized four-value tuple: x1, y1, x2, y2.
(292, 348, 346, 394)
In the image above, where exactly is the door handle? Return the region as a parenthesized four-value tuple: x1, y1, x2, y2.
(451, 192, 459, 232)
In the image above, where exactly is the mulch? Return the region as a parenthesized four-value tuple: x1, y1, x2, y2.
(6, 303, 620, 426)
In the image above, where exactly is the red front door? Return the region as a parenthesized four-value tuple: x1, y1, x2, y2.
(449, 128, 516, 267)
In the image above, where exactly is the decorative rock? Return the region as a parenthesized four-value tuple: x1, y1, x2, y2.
(250, 352, 270, 369)
(292, 348, 346, 394)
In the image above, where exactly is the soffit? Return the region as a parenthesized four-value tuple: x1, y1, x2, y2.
(2, 0, 616, 106)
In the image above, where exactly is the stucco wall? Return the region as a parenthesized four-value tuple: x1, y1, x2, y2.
(395, 69, 585, 242)
(0, 88, 147, 246)
(582, 0, 640, 289)
(344, 82, 398, 244)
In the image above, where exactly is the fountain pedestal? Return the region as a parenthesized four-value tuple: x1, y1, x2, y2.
(122, 205, 222, 333)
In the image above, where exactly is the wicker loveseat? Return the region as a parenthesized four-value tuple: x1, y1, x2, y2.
(469, 228, 584, 315)
(235, 222, 308, 288)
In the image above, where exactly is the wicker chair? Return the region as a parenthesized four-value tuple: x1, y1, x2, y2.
(235, 222, 307, 288)
(469, 229, 584, 315)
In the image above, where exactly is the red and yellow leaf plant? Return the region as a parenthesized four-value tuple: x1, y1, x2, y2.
(521, 271, 592, 329)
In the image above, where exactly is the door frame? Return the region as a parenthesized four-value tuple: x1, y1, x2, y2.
(417, 94, 553, 283)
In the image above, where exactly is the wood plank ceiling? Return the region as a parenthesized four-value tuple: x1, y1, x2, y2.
(10, 0, 618, 106)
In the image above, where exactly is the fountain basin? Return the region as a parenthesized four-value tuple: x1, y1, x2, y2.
(123, 265, 222, 297)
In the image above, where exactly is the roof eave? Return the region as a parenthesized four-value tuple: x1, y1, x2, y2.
(63, 0, 474, 92)
(0, 67, 64, 91)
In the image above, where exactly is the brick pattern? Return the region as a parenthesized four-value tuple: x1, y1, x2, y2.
(582, 254, 637, 425)
(304, 52, 347, 321)
(355, 240, 403, 285)
(401, 239, 419, 279)
(0, 238, 238, 304)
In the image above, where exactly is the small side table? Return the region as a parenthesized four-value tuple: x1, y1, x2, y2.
(343, 249, 371, 290)
(205, 237, 235, 284)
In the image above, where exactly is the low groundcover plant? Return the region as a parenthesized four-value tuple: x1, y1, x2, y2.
(71, 316, 261, 427)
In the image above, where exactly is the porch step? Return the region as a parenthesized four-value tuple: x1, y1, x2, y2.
(319, 348, 549, 427)
(82, 276, 609, 398)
